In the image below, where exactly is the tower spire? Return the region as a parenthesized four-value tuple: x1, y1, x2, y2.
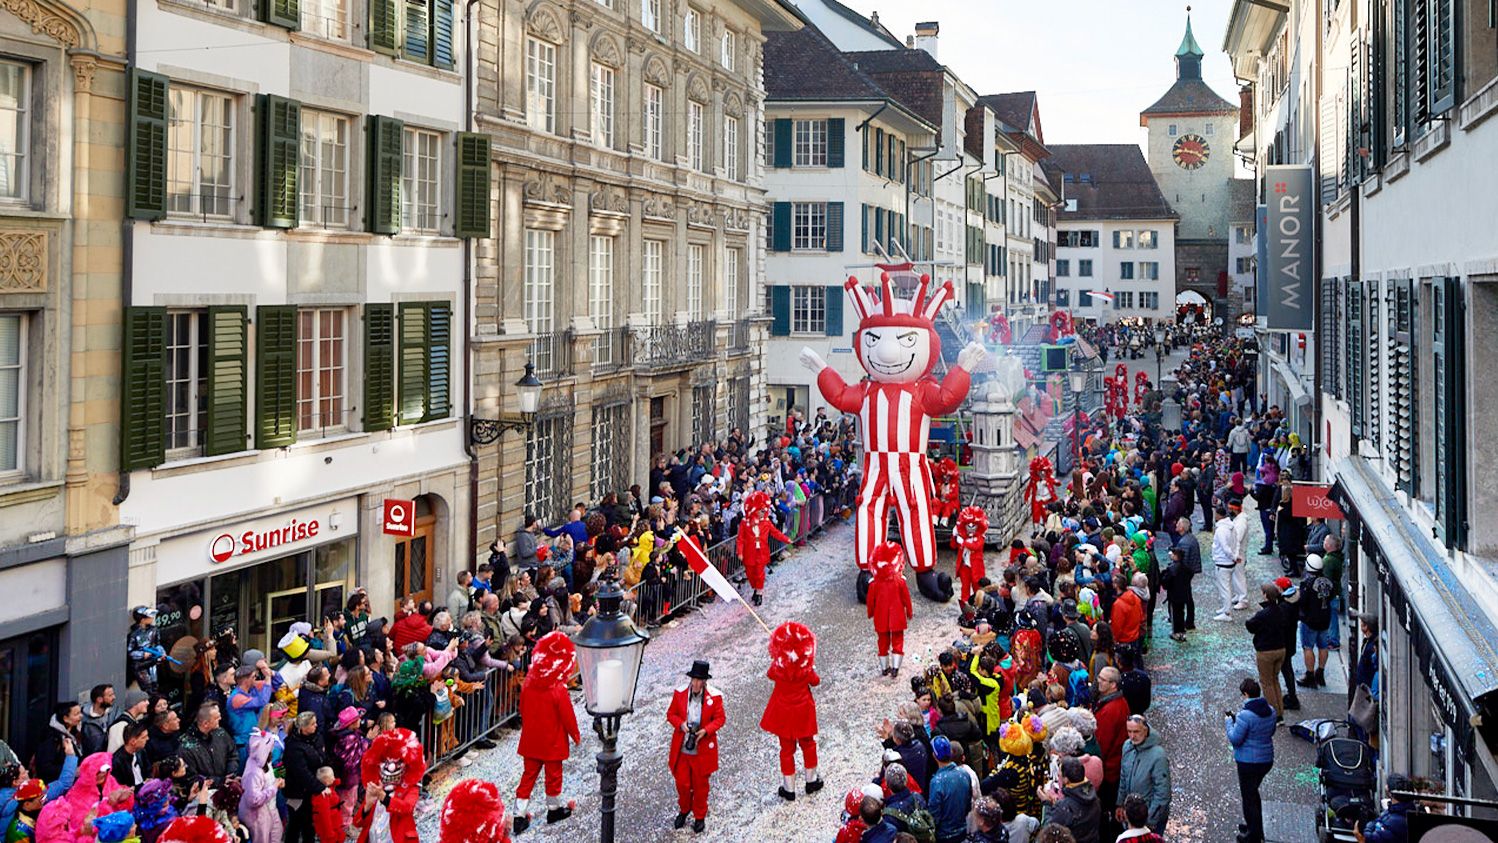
(1175, 6, 1203, 80)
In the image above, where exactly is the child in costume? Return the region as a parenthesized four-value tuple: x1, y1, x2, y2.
(513, 631, 580, 833)
(237, 730, 282, 843)
(865, 543, 913, 677)
(950, 506, 989, 603)
(759, 622, 823, 800)
(736, 491, 789, 606)
(312, 767, 344, 843)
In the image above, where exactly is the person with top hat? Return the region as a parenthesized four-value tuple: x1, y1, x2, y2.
(666, 660, 726, 834)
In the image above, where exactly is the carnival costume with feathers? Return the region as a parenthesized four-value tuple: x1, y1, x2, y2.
(354, 728, 425, 843)
(931, 458, 961, 527)
(155, 816, 234, 843)
(439, 780, 509, 843)
(759, 622, 823, 800)
(950, 505, 989, 603)
(513, 631, 580, 833)
(865, 543, 914, 677)
(735, 490, 789, 605)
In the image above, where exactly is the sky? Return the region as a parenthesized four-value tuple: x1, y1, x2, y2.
(826, 0, 1242, 149)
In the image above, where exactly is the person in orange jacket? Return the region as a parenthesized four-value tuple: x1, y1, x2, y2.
(666, 660, 727, 834)
(865, 542, 914, 677)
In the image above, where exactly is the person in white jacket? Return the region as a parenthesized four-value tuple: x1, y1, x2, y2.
(1211, 506, 1242, 621)
(1229, 500, 1252, 610)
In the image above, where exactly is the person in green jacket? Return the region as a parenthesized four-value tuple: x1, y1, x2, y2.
(1116, 714, 1171, 835)
(968, 652, 1008, 738)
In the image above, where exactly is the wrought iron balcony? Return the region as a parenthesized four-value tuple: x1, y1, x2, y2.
(632, 320, 717, 372)
(528, 329, 575, 379)
(727, 318, 754, 353)
(592, 326, 632, 372)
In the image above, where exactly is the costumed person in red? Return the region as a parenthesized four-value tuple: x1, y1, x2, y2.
(513, 630, 580, 833)
(801, 272, 985, 603)
(865, 542, 914, 677)
(354, 727, 426, 843)
(736, 490, 789, 607)
(666, 660, 726, 834)
(931, 458, 961, 528)
(156, 815, 235, 843)
(311, 767, 345, 843)
(759, 621, 824, 800)
(439, 779, 511, 843)
(1025, 457, 1058, 525)
(950, 505, 989, 603)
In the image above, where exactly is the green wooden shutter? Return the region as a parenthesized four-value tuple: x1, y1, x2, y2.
(773, 119, 792, 168)
(403, 0, 430, 62)
(874, 128, 884, 174)
(874, 207, 884, 248)
(769, 286, 791, 336)
(366, 115, 404, 235)
(425, 303, 451, 422)
(771, 202, 792, 251)
(120, 307, 167, 470)
(1435, 276, 1466, 548)
(254, 305, 297, 449)
(825, 202, 843, 252)
(260, 0, 299, 29)
(363, 304, 396, 431)
(824, 286, 843, 337)
(862, 127, 870, 171)
(454, 132, 491, 238)
(369, 0, 400, 55)
(398, 303, 430, 424)
(431, 0, 455, 69)
(896, 140, 905, 183)
(861, 204, 869, 253)
(126, 69, 169, 221)
(204, 306, 249, 456)
(827, 118, 845, 168)
(255, 94, 301, 229)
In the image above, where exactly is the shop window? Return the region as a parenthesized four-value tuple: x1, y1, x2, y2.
(0, 629, 57, 763)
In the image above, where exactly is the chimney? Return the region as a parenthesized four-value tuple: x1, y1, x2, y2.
(869, 10, 879, 27)
(914, 21, 939, 59)
(1238, 85, 1254, 139)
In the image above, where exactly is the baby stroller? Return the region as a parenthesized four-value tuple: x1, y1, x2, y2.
(1314, 721, 1377, 842)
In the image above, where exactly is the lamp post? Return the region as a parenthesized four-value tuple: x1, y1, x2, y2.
(1069, 366, 1088, 476)
(469, 361, 544, 445)
(575, 578, 651, 843)
(1153, 326, 1166, 385)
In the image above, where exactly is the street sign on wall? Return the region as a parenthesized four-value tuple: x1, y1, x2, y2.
(1290, 483, 1344, 520)
(382, 499, 416, 536)
(1264, 165, 1314, 331)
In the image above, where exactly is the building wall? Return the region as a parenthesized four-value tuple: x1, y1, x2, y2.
(1054, 218, 1175, 321)
(790, 0, 898, 52)
(1146, 110, 1237, 240)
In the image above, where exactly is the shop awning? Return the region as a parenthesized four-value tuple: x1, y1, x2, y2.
(1332, 458, 1498, 743)
(1271, 358, 1313, 407)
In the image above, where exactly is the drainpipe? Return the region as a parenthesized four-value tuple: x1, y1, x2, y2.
(113, 0, 139, 507)
(461, 0, 481, 566)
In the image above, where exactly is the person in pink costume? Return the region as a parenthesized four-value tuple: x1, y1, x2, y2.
(237, 729, 283, 843)
(36, 752, 130, 843)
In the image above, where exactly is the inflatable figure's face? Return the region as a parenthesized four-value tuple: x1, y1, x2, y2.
(857, 324, 933, 384)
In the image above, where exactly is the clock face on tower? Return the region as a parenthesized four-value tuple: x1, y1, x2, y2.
(1172, 134, 1211, 169)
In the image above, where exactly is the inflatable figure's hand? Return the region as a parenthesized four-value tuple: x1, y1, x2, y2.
(799, 347, 828, 374)
(956, 341, 987, 373)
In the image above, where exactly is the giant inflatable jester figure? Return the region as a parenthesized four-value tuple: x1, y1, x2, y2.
(800, 272, 986, 603)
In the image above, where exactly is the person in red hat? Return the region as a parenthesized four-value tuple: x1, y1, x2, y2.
(513, 631, 580, 834)
(760, 621, 823, 800)
(439, 779, 510, 843)
(950, 506, 988, 604)
(5, 778, 48, 841)
(155, 815, 234, 843)
(666, 660, 726, 834)
(865, 543, 913, 677)
(354, 728, 425, 843)
(736, 491, 789, 607)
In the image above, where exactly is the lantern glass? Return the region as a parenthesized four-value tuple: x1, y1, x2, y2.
(575, 583, 650, 717)
(1069, 371, 1088, 395)
(515, 362, 543, 416)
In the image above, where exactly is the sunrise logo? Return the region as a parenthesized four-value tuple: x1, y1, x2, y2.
(208, 518, 321, 563)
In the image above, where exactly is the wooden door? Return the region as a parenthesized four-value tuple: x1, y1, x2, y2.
(393, 515, 436, 612)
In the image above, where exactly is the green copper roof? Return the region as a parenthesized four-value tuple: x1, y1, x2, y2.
(1176, 12, 1203, 57)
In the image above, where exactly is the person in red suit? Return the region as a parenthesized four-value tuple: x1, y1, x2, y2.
(666, 660, 727, 834)
(736, 490, 789, 607)
(759, 621, 824, 800)
(354, 728, 426, 843)
(440, 779, 511, 843)
(865, 542, 913, 677)
(950, 506, 988, 603)
(513, 631, 581, 834)
(931, 458, 961, 527)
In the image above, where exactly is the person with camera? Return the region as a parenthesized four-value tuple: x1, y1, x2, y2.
(667, 660, 726, 834)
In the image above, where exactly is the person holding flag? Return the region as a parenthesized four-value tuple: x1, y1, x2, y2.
(865, 542, 914, 677)
(737, 491, 790, 607)
(759, 622, 823, 801)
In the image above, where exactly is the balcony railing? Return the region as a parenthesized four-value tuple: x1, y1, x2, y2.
(728, 317, 753, 352)
(632, 320, 716, 371)
(592, 326, 632, 371)
(528, 329, 575, 379)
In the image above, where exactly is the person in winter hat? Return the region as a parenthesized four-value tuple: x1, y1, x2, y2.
(666, 661, 726, 834)
(513, 631, 580, 832)
(439, 779, 510, 843)
(759, 622, 823, 800)
(834, 786, 880, 843)
(866, 543, 915, 677)
(90, 810, 137, 843)
(736, 491, 789, 607)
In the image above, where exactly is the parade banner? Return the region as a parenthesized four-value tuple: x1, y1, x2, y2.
(1264, 165, 1314, 330)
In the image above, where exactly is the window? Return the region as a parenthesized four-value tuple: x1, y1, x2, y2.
(1079, 290, 1093, 307)
(1141, 292, 1159, 309)
(686, 244, 705, 318)
(1119, 262, 1135, 280)
(1137, 230, 1158, 249)
(167, 88, 234, 218)
(1139, 261, 1160, 281)
(720, 29, 736, 71)
(590, 63, 615, 148)
(793, 119, 828, 167)
(641, 0, 659, 32)
(590, 402, 629, 500)
(1168, 124, 1178, 136)
(1115, 291, 1134, 309)
(301, 0, 346, 39)
(1060, 230, 1099, 248)
(0, 313, 23, 474)
(642, 239, 663, 323)
(687, 100, 705, 172)
(1055, 289, 1069, 306)
(1184, 267, 1200, 283)
(1236, 257, 1253, 274)
(0, 62, 28, 202)
(1056, 259, 1069, 277)
(165, 311, 207, 454)
(1079, 259, 1093, 277)
(1113, 230, 1135, 249)
(1205, 122, 1214, 135)
(723, 116, 740, 181)
(526, 38, 556, 134)
(791, 286, 826, 333)
(692, 384, 715, 445)
(523, 229, 555, 370)
(589, 235, 614, 363)
(401, 127, 441, 233)
(524, 414, 572, 526)
(792, 202, 827, 251)
(296, 309, 346, 433)
(723, 247, 740, 315)
(683, 7, 699, 51)
(643, 84, 664, 161)
(299, 110, 351, 228)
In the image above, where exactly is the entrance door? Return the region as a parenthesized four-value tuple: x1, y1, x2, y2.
(264, 587, 308, 655)
(649, 396, 667, 459)
(0, 629, 57, 764)
(393, 515, 435, 612)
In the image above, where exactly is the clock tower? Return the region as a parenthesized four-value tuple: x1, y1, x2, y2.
(1140, 8, 1238, 314)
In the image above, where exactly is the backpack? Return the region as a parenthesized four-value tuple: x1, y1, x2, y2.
(1301, 575, 1334, 630)
(1068, 666, 1094, 709)
(884, 804, 937, 843)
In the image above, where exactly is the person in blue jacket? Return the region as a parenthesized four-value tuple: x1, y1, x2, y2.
(925, 736, 973, 843)
(1225, 677, 1276, 843)
(1358, 774, 1417, 843)
(0, 746, 79, 835)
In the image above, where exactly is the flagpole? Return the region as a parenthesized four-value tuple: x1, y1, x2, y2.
(671, 529, 774, 636)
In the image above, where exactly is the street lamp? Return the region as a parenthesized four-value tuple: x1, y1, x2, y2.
(575, 578, 651, 843)
(1069, 367, 1088, 475)
(469, 361, 544, 445)
(1152, 326, 1166, 385)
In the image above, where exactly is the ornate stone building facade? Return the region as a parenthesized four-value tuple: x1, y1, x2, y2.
(469, 0, 800, 554)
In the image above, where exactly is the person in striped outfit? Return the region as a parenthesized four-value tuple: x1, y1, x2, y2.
(801, 273, 986, 603)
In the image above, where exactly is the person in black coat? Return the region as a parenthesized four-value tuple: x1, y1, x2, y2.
(1244, 583, 1287, 719)
(1161, 546, 1194, 641)
(282, 711, 328, 843)
(111, 721, 150, 788)
(1276, 579, 1302, 712)
(295, 666, 334, 741)
(32, 702, 83, 784)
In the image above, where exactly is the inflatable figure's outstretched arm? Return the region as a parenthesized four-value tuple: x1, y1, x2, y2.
(807, 351, 863, 414)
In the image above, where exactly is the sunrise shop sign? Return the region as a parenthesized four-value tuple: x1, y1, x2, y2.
(209, 517, 323, 563)
(1264, 165, 1314, 331)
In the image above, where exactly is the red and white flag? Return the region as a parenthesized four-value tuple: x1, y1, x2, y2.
(674, 531, 740, 604)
